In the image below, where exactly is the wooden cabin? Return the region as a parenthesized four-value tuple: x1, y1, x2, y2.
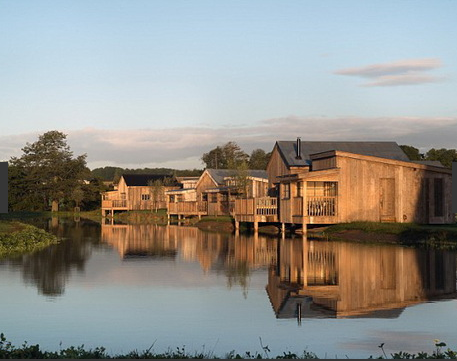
(234, 139, 453, 230)
(266, 237, 456, 319)
(167, 168, 269, 219)
(101, 174, 180, 216)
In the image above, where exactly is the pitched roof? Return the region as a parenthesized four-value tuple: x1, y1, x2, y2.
(121, 174, 178, 186)
(205, 169, 268, 185)
(276, 141, 410, 167)
(412, 160, 445, 167)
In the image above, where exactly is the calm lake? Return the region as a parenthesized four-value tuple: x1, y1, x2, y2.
(1, 217, 456, 358)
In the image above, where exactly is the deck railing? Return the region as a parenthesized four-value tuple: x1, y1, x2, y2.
(102, 200, 127, 208)
(168, 201, 208, 214)
(307, 196, 336, 217)
(255, 197, 277, 215)
(235, 197, 278, 216)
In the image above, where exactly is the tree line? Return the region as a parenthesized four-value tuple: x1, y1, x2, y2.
(399, 145, 457, 168)
(6, 131, 456, 212)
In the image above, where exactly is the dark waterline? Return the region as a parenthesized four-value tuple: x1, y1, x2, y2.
(0, 217, 456, 358)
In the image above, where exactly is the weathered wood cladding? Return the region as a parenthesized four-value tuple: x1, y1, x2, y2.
(274, 151, 453, 225)
(333, 152, 452, 224)
(101, 175, 180, 215)
(168, 169, 269, 218)
(266, 144, 302, 187)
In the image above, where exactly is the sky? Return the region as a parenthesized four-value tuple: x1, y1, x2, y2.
(1, 0, 456, 169)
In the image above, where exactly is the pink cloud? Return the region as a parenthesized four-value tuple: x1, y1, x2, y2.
(334, 58, 445, 87)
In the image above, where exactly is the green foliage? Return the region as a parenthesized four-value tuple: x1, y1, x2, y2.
(9, 131, 89, 212)
(249, 149, 271, 170)
(399, 145, 424, 161)
(0, 222, 59, 258)
(202, 141, 250, 169)
(425, 148, 457, 168)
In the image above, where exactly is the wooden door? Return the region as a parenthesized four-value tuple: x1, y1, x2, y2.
(380, 178, 396, 222)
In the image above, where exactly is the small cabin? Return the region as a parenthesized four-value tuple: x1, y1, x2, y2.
(167, 168, 269, 219)
(101, 174, 180, 216)
(234, 139, 453, 230)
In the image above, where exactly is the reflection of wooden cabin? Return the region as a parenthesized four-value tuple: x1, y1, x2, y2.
(167, 169, 268, 218)
(100, 223, 277, 274)
(101, 174, 180, 216)
(235, 139, 453, 230)
(266, 238, 457, 319)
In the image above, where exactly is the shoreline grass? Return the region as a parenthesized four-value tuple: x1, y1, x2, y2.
(0, 221, 59, 258)
(324, 221, 457, 249)
(0, 333, 456, 359)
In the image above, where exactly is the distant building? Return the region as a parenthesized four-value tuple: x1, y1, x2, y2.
(101, 174, 180, 216)
(167, 168, 269, 218)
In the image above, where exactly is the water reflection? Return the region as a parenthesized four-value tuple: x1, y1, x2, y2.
(2, 218, 456, 316)
(267, 237, 457, 320)
(0, 217, 100, 296)
(101, 223, 276, 295)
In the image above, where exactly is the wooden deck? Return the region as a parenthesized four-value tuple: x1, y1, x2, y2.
(168, 201, 208, 217)
(234, 197, 278, 223)
(234, 196, 338, 226)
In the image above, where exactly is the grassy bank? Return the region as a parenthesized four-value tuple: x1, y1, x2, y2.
(0, 210, 103, 222)
(112, 209, 168, 224)
(0, 221, 59, 258)
(0, 333, 456, 359)
(324, 221, 457, 248)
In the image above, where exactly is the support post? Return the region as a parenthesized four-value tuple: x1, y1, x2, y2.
(254, 221, 259, 232)
(281, 222, 286, 234)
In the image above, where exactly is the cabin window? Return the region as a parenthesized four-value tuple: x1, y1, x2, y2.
(282, 183, 290, 199)
(202, 194, 208, 202)
(296, 182, 303, 197)
(169, 195, 175, 203)
(434, 178, 444, 217)
(307, 181, 337, 197)
(210, 193, 218, 203)
(177, 195, 183, 202)
(141, 194, 150, 201)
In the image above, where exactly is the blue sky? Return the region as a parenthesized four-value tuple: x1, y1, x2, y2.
(1, 0, 456, 169)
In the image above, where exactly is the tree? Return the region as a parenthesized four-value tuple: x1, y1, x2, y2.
(202, 141, 249, 169)
(425, 148, 457, 168)
(71, 187, 85, 211)
(148, 179, 164, 212)
(400, 145, 424, 161)
(232, 161, 251, 198)
(9, 131, 89, 211)
(248, 149, 271, 170)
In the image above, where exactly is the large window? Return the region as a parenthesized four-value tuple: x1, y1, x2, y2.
(307, 181, 337, 197)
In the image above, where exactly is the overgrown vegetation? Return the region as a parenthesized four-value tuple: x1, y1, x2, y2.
(0, 221, 59, 258)
(1, 333, 457, 359)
